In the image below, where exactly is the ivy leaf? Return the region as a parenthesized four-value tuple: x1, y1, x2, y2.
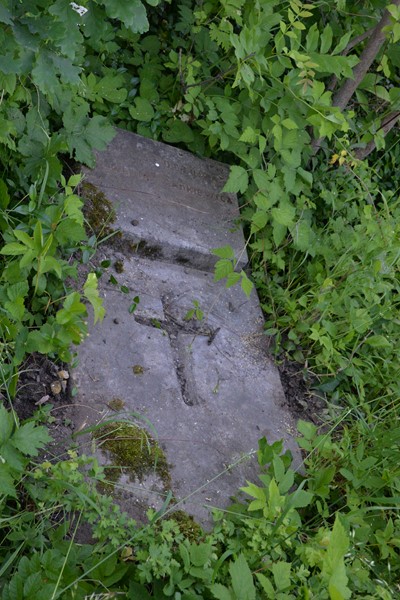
(101, 0, 149, 34)
(12, 422, 52, 457)
(223, 166, 249, 194)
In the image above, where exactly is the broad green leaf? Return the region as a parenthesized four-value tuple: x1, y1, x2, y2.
(322, 516, 351, 600)
(239, 126, 258, 143)
(241, 272, 253, 297)
(281, 118, 298, 130)
(226, 272, 241, 288)
(320, 24, 333, 53)
(230, 554, 256, 600)
(256, 573, 275, 597)
(0, 242, 27, 256)
(0, 464, 17, 498)
(0, 178, 10, 209)
(214, 259, 233, 282)
(271, 202, 296, 226)
(162, 119, 194, 143)
(211, 583, 234, 600)
(12, 422, 52, 456)
(0, 403, 14, 445)
(13, 230, 34, 248)
(272, 562, 291, 591)
(101, 0, 149, 34)
(129, 97, 154, 122)
(83, 273, 106, 324)
(251, 210, 268, 232)
(212, 245, 235, 259)
(189, 542, 213, 567)
(223, 166, 249, 194)
(64, 194, 84, 225)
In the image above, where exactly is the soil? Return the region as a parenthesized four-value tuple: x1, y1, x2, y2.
(10, 354, 75, 460)
(278, 359, 327, 425)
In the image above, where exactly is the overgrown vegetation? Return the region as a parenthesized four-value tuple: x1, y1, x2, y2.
(1, 0, 400, 597)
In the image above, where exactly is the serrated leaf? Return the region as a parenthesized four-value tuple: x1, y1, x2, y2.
(102, 0, 149, 34)
(0, 464, 17, 498)
(251, 210, 268, 232)
(241, 273, 253, 297)
(271, 202, 296, 226)
(222, 166, 248, 194)
(212, 245, 235, 259)
(214, 259, 233, 282)
(230, 554, 256, 600)
(225, 272, 241, 288)
(272, 562, 291, 591)
(83, 273, 106, 323)
(239, 126, 258, 143)
(12, 422, 52, 456)
(210, 583, 234, 600)
(64, 194, 84, 225)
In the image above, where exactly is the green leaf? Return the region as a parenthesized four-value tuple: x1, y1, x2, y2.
(129, 97, 155, 122)
(162, 119, 194, 143)
(211, 584, 234, 600)
(64, 194, 84, 225)
(0, 242, 27, 256)
(83, 273, 106, 324)
(0, 403, 14, 445)
(271, 201, 296, 226)
(256, 573, 275, 597)
(281, 118, 298, 130)
(101, 0, 149, 33)
(230, 554, 256, 600)
(272, 562, 291, 591)
(320, 24, 333, 53)
(214, 259, 233, 282)
(323, 516, 351, 600)
(12, 422, 52, 457)
(212, 245, 235, 259)
(189, 542, 213, 567)
(223, 166, 249, 194)
(0, 178, 10, 209)
(0, 464, 17, 498)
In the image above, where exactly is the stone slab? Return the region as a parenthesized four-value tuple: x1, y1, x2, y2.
(73, 130, 299, 527)
(83, 129, 247, 271)
(73, 254, 299, 526)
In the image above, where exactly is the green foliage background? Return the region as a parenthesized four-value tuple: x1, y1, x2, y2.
(0, 0, 399, 598)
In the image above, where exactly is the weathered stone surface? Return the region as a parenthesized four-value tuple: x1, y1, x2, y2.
(74, 129, 299, 527)
(82, 129, 246, 271)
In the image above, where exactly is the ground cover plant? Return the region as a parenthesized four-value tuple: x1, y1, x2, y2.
(0, 0, 399, 597)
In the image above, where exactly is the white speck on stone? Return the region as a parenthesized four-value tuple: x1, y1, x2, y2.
(155, 163, 160, 167)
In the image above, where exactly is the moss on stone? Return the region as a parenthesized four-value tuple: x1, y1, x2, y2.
(80, 181, 116, 238)
(165, 510, 203, 542)
(107, 397, 125, 411)
(93, 422, 171, 489)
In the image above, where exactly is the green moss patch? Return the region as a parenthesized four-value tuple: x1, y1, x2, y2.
(93, 422, 171, 489)
(80, 181, 116, 238)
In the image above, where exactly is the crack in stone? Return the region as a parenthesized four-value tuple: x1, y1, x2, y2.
(134, 298, 219, 407)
